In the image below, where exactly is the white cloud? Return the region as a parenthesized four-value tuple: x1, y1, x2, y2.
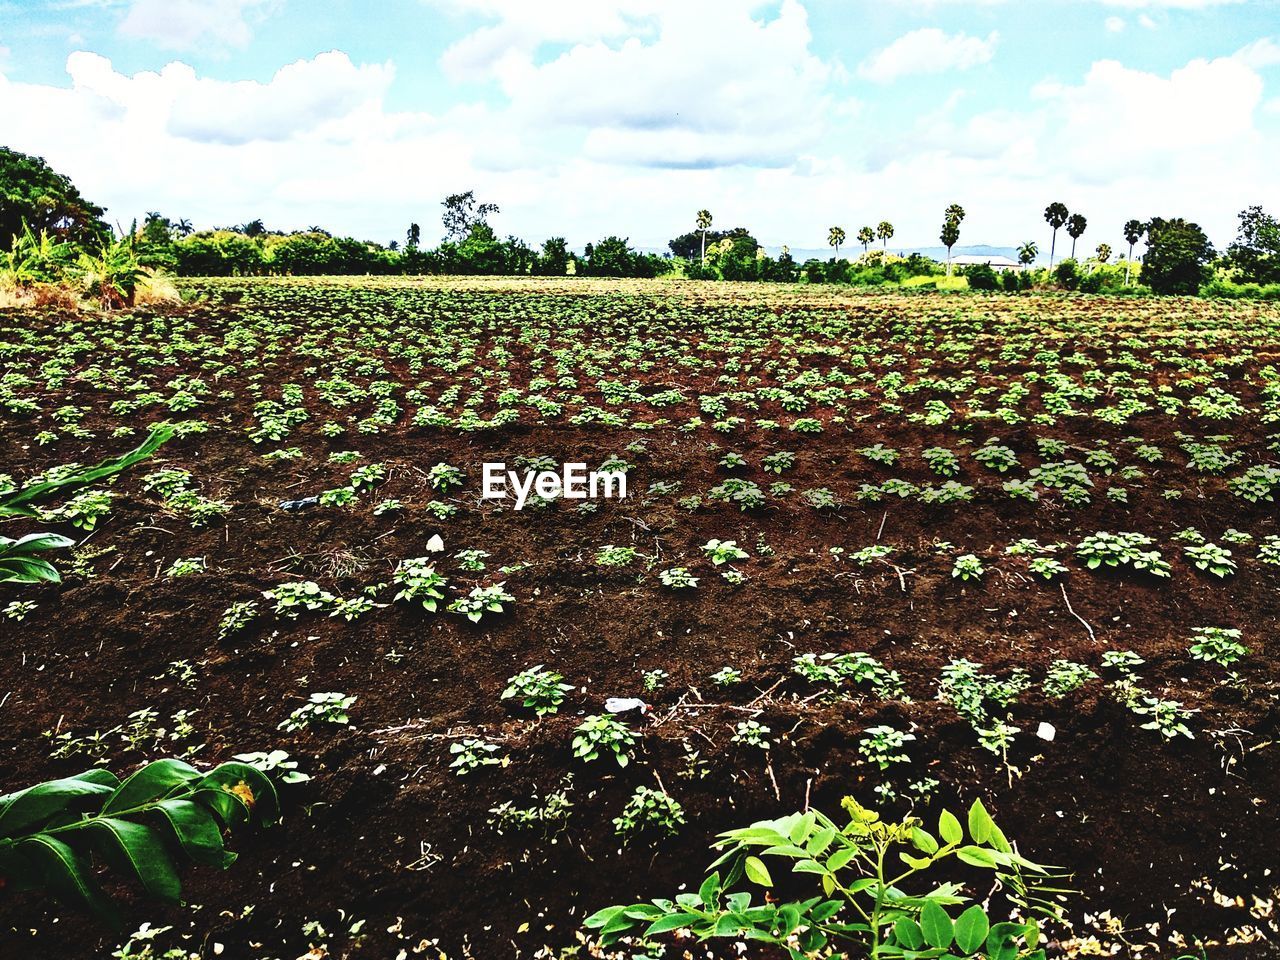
(118, 0, 280, 51)
(1235, 37, 1280, 69)
(859, 29, 998, 83)
(1096, 0, 1243, 7)
(1105, 16, 1126, 32)
(431, 0, 834, 168)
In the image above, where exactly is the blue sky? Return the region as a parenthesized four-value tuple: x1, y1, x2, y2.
(1, 0, 1277, 255)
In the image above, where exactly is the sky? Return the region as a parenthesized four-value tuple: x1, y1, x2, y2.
(0, 0, 1277, 255)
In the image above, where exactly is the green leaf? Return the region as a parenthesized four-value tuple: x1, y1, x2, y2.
(645, 912, 698, 936)
(102, 758, 202, 815)
(699, 871, 721, 906)
(17, 834, 118, 926)
(0, 775, 116, 838)
(954, 905, 990, 954)
(85, 817, 182, 902)
(744, 856, 773, 887)
(894, 917, 924, 949)
(154, 798, 234, 868)
(955, 846, 999, 868)
(967, 800, 995, 845)
(921, 900, 954, 949)
(911, 826, 939, 855)
(938, 809, 963, 846)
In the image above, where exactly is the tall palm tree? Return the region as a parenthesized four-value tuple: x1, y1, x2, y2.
(876, 220, 894, 252)
(940, 220, 960, 276)
(1123, 219, 1145, 286)
(1018, 241, 1038, 266)
(828, 226, 846, 259)
(1044, 202, 1069, 267)
(940, 205, 964, 275)
(175, 218, 193, 238)
(857, 226, 875, 254)
(1067, 213, 1087, 260)
(696, 209, 713, 264)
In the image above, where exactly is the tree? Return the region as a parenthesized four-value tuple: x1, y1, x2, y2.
(1123, 219, 1145, 286)
(140, 212, 173, 245)
(0, 146, 109, 251)
(696, 209, 713, 263)
(1018, 241, 1038, 267)
(406, 222, 421, 250)
(536, 236, 570, 276)
(876, 220, 894, 252)
(1142, 217, 1215, 295)
(828, 226, 846, 259)
(1067, 213, 1087, 259)
(1044, 202, 1069, 267)
(238, 219, 267, 238)
(668, 226, 756, 261)
(857, 226, 875, 254)
(940, 205, 964, 275)
(442, 191, 499, 242)
(1226, 205, 1280, 284)
(940, 219, 960, 275)
(1095, 243, 1111, 264)
(175, 218, 193, 238)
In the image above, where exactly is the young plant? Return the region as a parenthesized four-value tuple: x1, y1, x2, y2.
(502, 665, 573, 716)
(278, 692, 355, 732)
(447, 583, 514, 622)
(571, 714, 635, 767)
(612, 786, 686, 841)
(586, 797, 1062, 959)
(702, 539, 748, 566)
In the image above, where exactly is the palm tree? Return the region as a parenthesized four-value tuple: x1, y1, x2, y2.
(876, 220, 894, 252)
(940, 205, 964, 275)
(1123, 219, 1145, 286)
(1044, 202, 1069, 267)
(828, 226, 846, 259)
(1067, 213, 1087, 260)
(1018, 241, 1038, 267)
(175, 218, 193, 238)
(696, 209, 713, 263)
(940, 220, 960, 276)
(857, 226, 875, 254)
(1095, 243, 1111, 264)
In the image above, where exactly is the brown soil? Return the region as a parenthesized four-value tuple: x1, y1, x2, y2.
(0, 279, 1277, 960)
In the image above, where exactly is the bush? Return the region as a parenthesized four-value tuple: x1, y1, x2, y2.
(964, 263, 999, 291)
(1054, 258, 1080, 291)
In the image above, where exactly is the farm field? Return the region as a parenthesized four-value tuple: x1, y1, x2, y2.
(1, 276, 1279, 960)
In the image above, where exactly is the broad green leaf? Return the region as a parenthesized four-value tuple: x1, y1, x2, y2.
(18, 834, 117, 925)
(894, 917, 924, 949)
(103, 758, 202, 814)
(645, 912, 698, 936)
(744, 856, 773, 887)
(955, 846, 999, 868)
(967, 800, 995, 845)
(954, 905, 990, 953)
(85, 817, 182, 902)
(938, 809, 963, 846)
(921, 900, 954, 949)
(0, 776, 115, 838)
(154, 798, 234, 868)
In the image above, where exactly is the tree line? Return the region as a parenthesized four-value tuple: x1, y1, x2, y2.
(3, 146, 1278, 297)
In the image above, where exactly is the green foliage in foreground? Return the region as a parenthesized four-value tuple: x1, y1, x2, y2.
(0, 423, 174, 519)
(587, 798, 1068, 960)
(0, 531, 74, 584)
(0, 758, 278, 928)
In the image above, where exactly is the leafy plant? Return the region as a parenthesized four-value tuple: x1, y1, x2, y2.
(279, 692, 355, 732)
(586, 797, 1063, 959)
(0, 757, 278, 927)
(613, 786, 685, 841)
(502, 665, 573, 716)
(0, 532, 74, 584)
(571, 714, 635, 766)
